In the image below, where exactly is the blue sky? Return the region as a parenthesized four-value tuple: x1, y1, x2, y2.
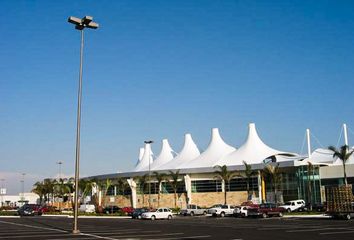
(1, 0, 354, 194)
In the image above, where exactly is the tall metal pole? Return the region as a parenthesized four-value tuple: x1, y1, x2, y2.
(306, 129, 311, 159)
(0, 179, 4, 207)
(343, 123, 349, 146)
(73, 29, 84, 235)
(57, 161, 63, 180)
(20, 173, 25, 202)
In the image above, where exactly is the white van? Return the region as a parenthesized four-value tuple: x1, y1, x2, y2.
(79, 204, 96, 213)
(280, 200, 305, 212)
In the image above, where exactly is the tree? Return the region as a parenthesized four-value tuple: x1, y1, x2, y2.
(42, 178, 55, 204)
(213, 165, 237, 204)
(114, 177, 128, 196)
(153, 171, 167, 207)
(307, 162, 314, 211)
(78, 179, 94, 203)
(136, 174, 149, 206)
(328, 145, 354, 186)
(168, 170, 182, 208)
(241, 161, 258, 200)
(263, 163, 282, 204)
(32, 181, 45, 205)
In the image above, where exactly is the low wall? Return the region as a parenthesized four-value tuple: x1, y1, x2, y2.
(102, 191, 248, 208)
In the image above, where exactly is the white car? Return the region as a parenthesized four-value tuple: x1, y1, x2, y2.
(79, 204, 95, 213)
(280, 200, 305, 212)
(141, 208, 173, 220)
(208, 204, 236, 217)
(233, 206, 249, 217)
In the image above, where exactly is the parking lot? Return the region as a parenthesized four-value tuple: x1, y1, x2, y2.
(0, 216, 354, 240)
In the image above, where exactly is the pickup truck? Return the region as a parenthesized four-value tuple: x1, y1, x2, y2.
(208, 204, 236, 217)
(247, 203, 285, 218)
(180, 204, 207, 216)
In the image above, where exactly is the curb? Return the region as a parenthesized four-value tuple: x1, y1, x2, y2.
(283, 214, 329, 218)
(0, 216, 20, 218)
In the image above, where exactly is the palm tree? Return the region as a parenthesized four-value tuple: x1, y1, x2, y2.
(32, 181, 45, 205)
(136, 174, 149, 206)
(114, 177, 128, 196)
(307, 162, 314, 211)
(328, 145, 354, 186)
(263, 163, 282, 204)
(153, 171, 167, 207)
(214, 165, 237, 204)
(78, 179, 94, 203)
(42, 178, 55, 204)
(241, 161, 258, 200)
(168, 170, 182, 208)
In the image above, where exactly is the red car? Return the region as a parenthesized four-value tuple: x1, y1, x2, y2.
(247, 203, 285, 218)
(121, 207, 134, 216)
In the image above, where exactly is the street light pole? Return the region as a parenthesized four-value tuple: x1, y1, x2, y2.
(0, 179, 5, 207)
(20, 173, 25, 202)
(68, 15, 99, 235)
(144, 140, 153, 208)
(56, 161, 63, 180)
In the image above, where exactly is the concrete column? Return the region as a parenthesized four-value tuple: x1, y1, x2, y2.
(221, 179, 225, 192)
(114, 186, 117, 196)
(127, 178, 137, 208)
(184, 175, 192, 204)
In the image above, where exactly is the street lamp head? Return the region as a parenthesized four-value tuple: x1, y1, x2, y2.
(68, 16, 99, 30)
(144, 140, 154, 144)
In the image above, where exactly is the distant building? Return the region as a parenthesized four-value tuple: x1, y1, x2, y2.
(1, 192, 39, 207)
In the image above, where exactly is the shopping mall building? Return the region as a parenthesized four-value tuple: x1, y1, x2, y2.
(89, 123, 354, 209)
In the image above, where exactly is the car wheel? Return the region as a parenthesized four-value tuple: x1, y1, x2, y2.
(138, 215, 142, 219)
(346, 214, 351, 220)
(279, 212, 283, 217)
(151, 215, 156, 221)
(190, 211, 194, 217)
(203, 211, 207, 215)
(287, 208, 291, 213)
(241, 213, 246, 218)
(168, 215, 173, 220)
(262, 213, 268, 218)
(220, 212, 225, 218)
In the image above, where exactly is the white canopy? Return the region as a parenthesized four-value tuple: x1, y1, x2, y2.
(179, 128, 235, 169)
(217, 123, 293, 166)
(157, 133, 200, 170)
(133, 143, 153, 172)
(148, 139, 175, 170)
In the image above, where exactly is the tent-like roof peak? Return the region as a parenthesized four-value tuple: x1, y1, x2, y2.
(179, 128, 235, 169)
(133, 143, 153, 171)
(148, 139, 175, 170)
(157, 133, 200, 170)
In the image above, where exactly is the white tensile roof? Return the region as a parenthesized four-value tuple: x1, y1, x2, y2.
(179, 128, 235, 169)
(148, 139, 175, 170)
(157, 133, 200, 170)
(217, 123, 293, 166)
(133, 143, 153, 172)
(133, 147, 145, 168)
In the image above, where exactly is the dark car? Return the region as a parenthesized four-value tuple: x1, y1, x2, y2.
(18, 204, 43, 216)
(247, 203, 285, 218)
(132, 208, 152, 219)
(104, 206, 121, 214)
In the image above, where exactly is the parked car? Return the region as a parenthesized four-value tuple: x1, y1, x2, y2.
(121, 206, 134, 216)
(39, 205, 59, 213)
(132, 208, 153, 219)
(17, 204, 43, 216)
(313, 202, 327, 212)
(208, 204, 236, 217)
(279, 200, 305, 212)
(180, 204, 207, 216)
(104, 206, 121, 214)
(141, 208, 173, 220)
(234, 206, 251, 218)
(248, 203, 285, 218)
(79, 204, 96, 213)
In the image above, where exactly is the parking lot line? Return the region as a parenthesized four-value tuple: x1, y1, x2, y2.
(286, 227, 352, 233)
(110, 233, 184, 238)
(0, 220, 67, 233)
(0, 234, 75, 239)
(80, 233, 119, 240)
(145, 235, 212, 240)
(319, 230, 354, 235)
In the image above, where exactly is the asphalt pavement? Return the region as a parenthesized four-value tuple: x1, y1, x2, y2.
(0, 215, 353, 240)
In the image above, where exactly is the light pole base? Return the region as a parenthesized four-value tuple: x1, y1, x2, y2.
(72, 229, 81, 234)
